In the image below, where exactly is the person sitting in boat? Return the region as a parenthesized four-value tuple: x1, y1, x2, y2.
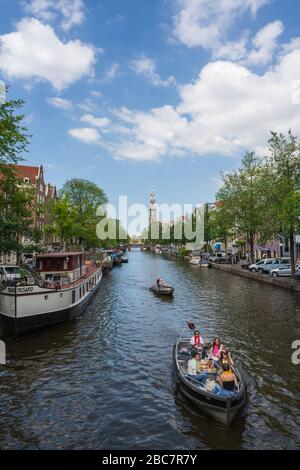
(220, 349, 234, 368)
(218, 363, 238, 392)
(209, 336, 225, 368)
(190, 330, 204, 348)
(187, 351, 208, 383)
(187, 349, 200, 375)
(210, 337, 223, 359)
(156, 277, 163, 287)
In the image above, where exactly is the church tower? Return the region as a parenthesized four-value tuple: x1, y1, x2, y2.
(149, 190, 157, 226)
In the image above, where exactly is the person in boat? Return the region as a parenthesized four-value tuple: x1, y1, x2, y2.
(210, 336, 223, 359)
(220, 349, 234, 368)
(218, 363, 238, 392)
(209, 336, 225, 368)
(187, 349, 200, 375)
(187, 350, 208, 383)
(190, 330, 204, 348)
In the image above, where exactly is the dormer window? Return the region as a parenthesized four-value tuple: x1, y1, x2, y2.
(24, 177, 29, 184)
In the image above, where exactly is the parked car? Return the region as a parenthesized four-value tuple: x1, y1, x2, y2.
(248, 258, 291, 274)
(209, 252, 228, 263)
(0, 265, 22, 286)
(270, 265, 292, 277)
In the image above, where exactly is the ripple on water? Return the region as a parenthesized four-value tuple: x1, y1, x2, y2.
(0, 251, 300, 449)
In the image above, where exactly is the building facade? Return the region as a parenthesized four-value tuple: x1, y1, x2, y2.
(0, 165, 57, 264)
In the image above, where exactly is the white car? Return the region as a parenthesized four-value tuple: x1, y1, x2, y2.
(0, 265, 21, 284)
(270, 265, 292, 277)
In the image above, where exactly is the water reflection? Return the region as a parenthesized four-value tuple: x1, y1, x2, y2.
(0, 251, 300, 449)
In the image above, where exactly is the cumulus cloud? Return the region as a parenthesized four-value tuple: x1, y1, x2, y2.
(47, 96, 73, 110)
(245, 20, 284, 65)
(24, 0, 85, 31)
(130, 56, 176, 87)
(173, 0, 270, 50)
(0, 18, 96, 90)
(80, 114, 110, 128)
(68, 127, 101, 145)
(102, 45, 300, 161)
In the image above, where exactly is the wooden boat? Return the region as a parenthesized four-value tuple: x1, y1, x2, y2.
(173, 337, 246, 426)
(149, 285, 174, 296)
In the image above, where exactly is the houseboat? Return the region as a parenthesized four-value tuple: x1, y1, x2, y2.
(0, 252, 102, 337)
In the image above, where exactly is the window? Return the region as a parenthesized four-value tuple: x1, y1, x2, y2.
(72, 290, 76, 304)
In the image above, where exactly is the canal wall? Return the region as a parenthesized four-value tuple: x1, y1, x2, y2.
(210, 263, 300, 294)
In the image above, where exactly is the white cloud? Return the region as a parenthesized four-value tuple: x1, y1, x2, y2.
(68, 127, 101, 144)
(24, 0, 85, 31)
(173, 0, 270, 50)
(104, 45, 300, 161)
(245, 20, 284, 65)
(47, 96, 73, 110)
(0, 18, 96, 90)
(104, 63, 119, 81)
(80, 114, 110, 128)
(130, 56, 176, 87)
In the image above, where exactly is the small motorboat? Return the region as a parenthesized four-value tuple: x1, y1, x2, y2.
(189, 256, 200, 265)
(199, 261, 211, 268)
(173, 324, 246, 426)
(121, 256, 129, 263)
(149, 284, 174, 296)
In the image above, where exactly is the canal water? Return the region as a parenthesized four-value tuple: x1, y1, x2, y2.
(0, 251, 300, 450)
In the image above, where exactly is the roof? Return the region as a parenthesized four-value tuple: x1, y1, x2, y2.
(6, 165, 42, 184)
(36, 252, 84, 259)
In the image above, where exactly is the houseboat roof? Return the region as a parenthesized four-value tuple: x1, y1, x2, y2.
(36, 252, 84, 259)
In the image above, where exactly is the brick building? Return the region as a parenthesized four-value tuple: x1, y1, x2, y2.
(0, 165, 57, 264)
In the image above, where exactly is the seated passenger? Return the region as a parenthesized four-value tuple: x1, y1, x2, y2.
(220, 349, 234, 368)
(187, 351, 208, 383)
(218, 363, 238, 391)
(187, 350, 200, 375)
(210, 336, 223, 360)
(190, 330, 204, 348)
(156, 277, 163, 287)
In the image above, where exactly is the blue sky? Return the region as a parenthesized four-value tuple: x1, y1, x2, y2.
(1, 0, 300, 232)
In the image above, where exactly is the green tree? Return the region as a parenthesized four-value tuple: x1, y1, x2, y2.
(0, 95, 36, 259)
(45, 198, 76, 250)
(59, 178, 108, 249)
(0, 96, 30, 169)
(215, 152, 271, 263)
(266, 131, 300, 276)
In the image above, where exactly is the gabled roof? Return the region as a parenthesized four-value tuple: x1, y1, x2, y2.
(6, 165, 43, 184)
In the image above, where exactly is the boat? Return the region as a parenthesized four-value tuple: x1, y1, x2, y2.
(0, 252, 102, 337)
(149, 285, 174, 296)
(173, 324, 246, 426)
(102, 254, 113, 274)
(189, 256, 201, 265)
(121, 256, 129, 263)
(199, 261, 211, 268)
